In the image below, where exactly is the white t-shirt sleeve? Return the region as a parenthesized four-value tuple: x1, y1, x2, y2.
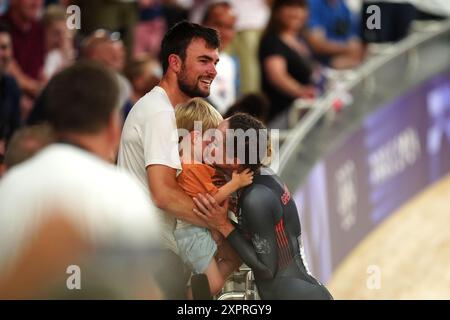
(143, 110, 181, 170)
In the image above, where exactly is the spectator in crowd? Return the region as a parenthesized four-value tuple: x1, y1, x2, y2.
(0, 0, 46, 98)
(72, 0, 138, 55)
(133, 0, 167, 59)
(81, 29, 126, 73)
(361, 0, 416, 43)
(3, 124, 54, 170)
(224, 93, 270, 124)
(202, 1, 239, 115)
(259, 0, 317, 128)
(81, 29, 133, 119)
(118, 21, 223, 299)
(305, 0, 365, 69)
(0, 62, 162, 299)
(188, 0, 268, 94)
(186, 0, 210, 24)
(0, 23, 21, 157)
(124, 56, 161, 105)
(42, 4, 75, 79)
(227, 0, 270, 94)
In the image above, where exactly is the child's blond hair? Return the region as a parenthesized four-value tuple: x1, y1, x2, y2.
(175, 98, 223, 133)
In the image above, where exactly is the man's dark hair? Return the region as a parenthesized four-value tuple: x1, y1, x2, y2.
(45, 62, 120, 133)
(227, 113, 270, 173)
(160, 20, 220, 74)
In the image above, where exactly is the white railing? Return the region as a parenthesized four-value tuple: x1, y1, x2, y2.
(278, 20, 450, 174)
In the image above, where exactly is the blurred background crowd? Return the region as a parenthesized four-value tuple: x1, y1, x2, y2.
(2, 0, 450, 169)
(0, 0, 449, 168)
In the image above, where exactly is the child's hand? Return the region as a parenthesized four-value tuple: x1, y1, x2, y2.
(232, 169, 254, 188)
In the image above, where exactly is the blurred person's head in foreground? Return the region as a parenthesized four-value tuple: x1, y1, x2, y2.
(45, 61, 122, 162)
(4, 124, 55, 171)
(224, 93, 270, 124)
(0, 62, 163, 299)
(202, 1, 236, 51)
(159, 20, 220, 100)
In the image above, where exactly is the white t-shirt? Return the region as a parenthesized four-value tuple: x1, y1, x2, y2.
(209, 52, 237, 115)
(0, 144, 160, 274)
(118, 86, 181, 253)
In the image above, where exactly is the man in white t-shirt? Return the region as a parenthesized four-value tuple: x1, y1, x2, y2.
(118, 21, 228, 299)
(0, 62, 161, 299)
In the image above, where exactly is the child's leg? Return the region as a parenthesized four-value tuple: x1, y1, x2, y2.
(204, 259, 226, 296)
(216, 240, 242, 278)
(186, 259, 227, 298)
(187, 285, 193, 300)
(189, 242, 242, 298)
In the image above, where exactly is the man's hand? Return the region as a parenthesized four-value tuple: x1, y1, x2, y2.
(193, 194, 234, 237)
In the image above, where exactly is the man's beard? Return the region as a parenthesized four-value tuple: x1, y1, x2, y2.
(178, 65, 210, 98)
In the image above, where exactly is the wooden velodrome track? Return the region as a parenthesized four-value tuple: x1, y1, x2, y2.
(326, 173, 450, 299)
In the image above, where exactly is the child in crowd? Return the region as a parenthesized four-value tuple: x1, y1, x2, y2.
(174, 98, 252, 296)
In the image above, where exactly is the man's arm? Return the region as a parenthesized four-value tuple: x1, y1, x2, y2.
(147, 164, 208, 227)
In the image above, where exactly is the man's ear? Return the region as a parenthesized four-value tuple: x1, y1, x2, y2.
(168, 54, 182, 73)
